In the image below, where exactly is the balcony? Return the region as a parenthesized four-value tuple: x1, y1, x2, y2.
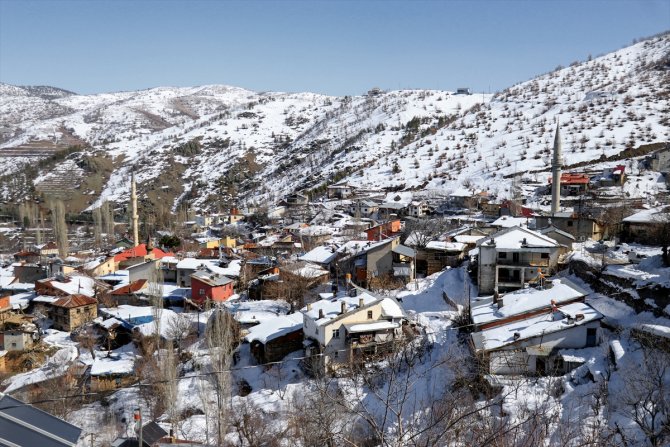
(496, 257, 549, 267)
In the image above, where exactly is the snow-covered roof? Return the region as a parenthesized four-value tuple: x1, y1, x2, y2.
(244, 313, 303, 344)
(380, 298, 405, 318)
(470, 279, 588, 326)
(90, 352, 135, 376)
(345, 321, 400, 333)
(477, 226, 559, 250)
(299, 246, 338, 265)
(392, 244, 416, 258)
(622, 206, 670, 224)
(491, 216, 531, 228)
(299, 225, 333, 237)
(425, 241, 466, 252)
(302, 292, 379, 326)
(225, 299, 291, 325)
(453, 234, 486, 244)
(282, 262, 329, 279)
(471, 302, 602, 352)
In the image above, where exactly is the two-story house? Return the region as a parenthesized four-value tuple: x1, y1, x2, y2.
(50, 294, 98, 332)
(470, 279, 602, 375)
(302, 292, 406, 373)
(476, 226, 561, 295)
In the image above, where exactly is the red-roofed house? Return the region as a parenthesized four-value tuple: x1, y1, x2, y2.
(113, 244, 173, 269)
(50, 294, 98, 331)
(110, 279, 149, 305)
(548, 173, 590, 196)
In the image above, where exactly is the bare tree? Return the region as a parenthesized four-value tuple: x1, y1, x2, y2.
(205, 308, 239, 445)
(50, 199, 69, 258)
(616, 335, 670, 446)
(92, 206, 103, 249)
(402, 217, 455, 249)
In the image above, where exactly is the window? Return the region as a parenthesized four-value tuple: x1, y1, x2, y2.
(498, 252, 507, 259)
(11, 343, 16, 348)
(540, 253, 549, 259)
(367, 310, 373, 319)
(567, 220, 574, 227)
(199, 289, 205, 296)
(332, 329, 340, 338)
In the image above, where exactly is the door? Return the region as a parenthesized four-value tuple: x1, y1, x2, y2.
(586, 327, 597, 347)
(535, 357, 546, 376)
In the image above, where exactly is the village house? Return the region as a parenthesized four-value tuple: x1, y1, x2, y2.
(283, 192, 309, 206)
(338, 238, 401, 287)
(408, 200, 429, 218)
(534, 213, 605, 242)
(415, 241, 467, 277)
(298, 226, 333, 250)
(548, 172, 591, 196)
(621, 206, 670, 244)
(377, 202, 408, 220)
(109, 279, 149, 306)
(302, 292, 406, 372)
(33, 241, 59, 259)
(536, 226, 576, 253)
(83, 256, 116, 277)
(299, 245, 339, 270)
(12, 261, 46, 284)
(0, 296, 11, 324)
(327, 182, 355, 199)
(476, 226, 561, 295)
(365, 219, 402, 242)
(349, 200, 379, 217)
(89, 352, 136, 392)
(245, 313, 304, 364)
(470, 279, 601, 375)
(35, 273, 99, 298)
(650, 145, 670, 174)
(1, 321, 39, 352)
(448, 189, 488, 210)
(13, 250, 39, 264)
(113, 243, 172, 270)
(49, 294, 98, 332)
(190, 269, 235, 305)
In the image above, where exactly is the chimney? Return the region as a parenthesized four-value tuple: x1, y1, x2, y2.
(307, 303, 312, 311)
(318, 309, 324, 319)
(359, 297, 364, 308)
(340, 301, 346, 314)
(551, 121, 563, 215)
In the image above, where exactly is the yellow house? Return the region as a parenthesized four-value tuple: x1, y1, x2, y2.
(203, 239, 220, 249)
(220, 236, 238, 249)
(85, 257, 116, 277)
(303, 292, 406, 373)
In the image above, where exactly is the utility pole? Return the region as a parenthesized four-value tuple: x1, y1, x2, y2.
(134, 408, 143, 447)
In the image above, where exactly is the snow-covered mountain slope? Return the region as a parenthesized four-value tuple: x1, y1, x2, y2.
(1, 33, 668, 212)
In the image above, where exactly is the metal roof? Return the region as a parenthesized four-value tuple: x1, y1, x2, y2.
(0, 393, 82, 447)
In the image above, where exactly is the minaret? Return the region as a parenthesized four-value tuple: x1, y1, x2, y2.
(130, 173, 139, 247)
(551, 121, 562, 215)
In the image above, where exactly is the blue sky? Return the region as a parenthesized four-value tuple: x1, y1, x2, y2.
(0, 0, 668, 95)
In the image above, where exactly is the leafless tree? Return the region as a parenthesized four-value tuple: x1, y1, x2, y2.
(92, 206, 103, 249)
(615, 334, 670, 446)
(402, 217, 456, 249)
(205, 307, 239, 445)
(50, 199, 69, 258)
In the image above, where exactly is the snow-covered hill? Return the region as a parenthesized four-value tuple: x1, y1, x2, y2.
(1, 32, 668, 212)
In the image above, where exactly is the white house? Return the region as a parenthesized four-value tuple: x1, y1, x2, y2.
(476, 226, 561, 295)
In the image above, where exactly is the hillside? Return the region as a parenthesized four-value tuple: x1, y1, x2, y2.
(0, 33, 668, 213)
